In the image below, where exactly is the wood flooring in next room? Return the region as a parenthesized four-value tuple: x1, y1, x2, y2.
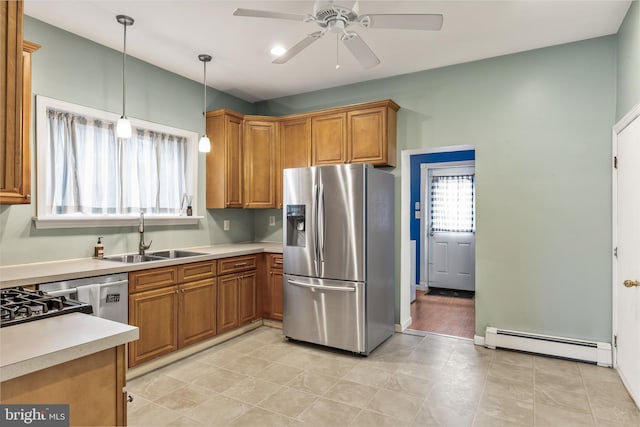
(409, 290, 475, 339)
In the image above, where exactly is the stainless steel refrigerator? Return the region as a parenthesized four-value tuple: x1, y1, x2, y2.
(282, 163, 395, 355)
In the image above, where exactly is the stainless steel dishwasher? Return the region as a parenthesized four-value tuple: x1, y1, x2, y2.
(39, 273, 128, 324)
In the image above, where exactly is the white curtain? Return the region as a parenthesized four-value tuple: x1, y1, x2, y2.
(46, 108, 188, 215)
(430, 175, 475, 233)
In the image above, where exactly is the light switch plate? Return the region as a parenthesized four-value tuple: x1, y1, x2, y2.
(223, 220, 230, 231)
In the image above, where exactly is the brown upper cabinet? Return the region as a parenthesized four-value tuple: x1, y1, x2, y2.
(243, 117, 279, 209)
(311, 112, 348, 165)
(348, 104, 397, 167)
(278, 117, 311, 208)
(1, 0, 40, 205)
(205, 99, 399, 209)
(206, 110, 244, 208)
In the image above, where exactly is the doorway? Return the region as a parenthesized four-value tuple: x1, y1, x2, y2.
(411, 162, 476, 338)
(613, 103, 640, 409)
(400, 147, 476, 339)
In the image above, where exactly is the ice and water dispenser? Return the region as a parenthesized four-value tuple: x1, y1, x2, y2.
(286, 205, 305, 247)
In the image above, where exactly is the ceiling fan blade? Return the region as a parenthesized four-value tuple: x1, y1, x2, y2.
(365, 14, 443, 31)
(342, 33, 380, 69)
(273, 31, 324, 64)
(233, 8, 307, 21)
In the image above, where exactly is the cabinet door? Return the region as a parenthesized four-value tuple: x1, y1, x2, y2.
(244, 120, 277, 208)
(217, 274, 239, 334)
(128, 286, 178, 367)
(269, 269, 283, 320)
(206, 111, 243, 208)
(1, 1, 27, 205)
(311, 112, 347, 165)
(179, 278, 217, 347)
(347, 107, 386, 165)
(238, 271, 257, 325)
(225, 114, 244, 207)
(279, 118, 311, 208)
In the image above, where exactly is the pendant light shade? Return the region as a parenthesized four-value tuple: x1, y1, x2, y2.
(198, 54, 212, 153)
(116, 14, 134, 139)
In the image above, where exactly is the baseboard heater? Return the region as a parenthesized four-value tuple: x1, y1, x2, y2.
(485, 327, 612, 367)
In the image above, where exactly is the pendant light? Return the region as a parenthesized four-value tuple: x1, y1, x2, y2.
(116, 15, 134, 139)
(198, 54, 212, 153)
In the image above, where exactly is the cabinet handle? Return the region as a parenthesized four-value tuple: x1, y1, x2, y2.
(234, 262, 248, 267)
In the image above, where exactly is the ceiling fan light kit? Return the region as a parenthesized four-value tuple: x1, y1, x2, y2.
(233, 1, 442, 69)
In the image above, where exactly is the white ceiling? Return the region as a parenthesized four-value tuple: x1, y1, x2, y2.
(24, 0, 631, 103)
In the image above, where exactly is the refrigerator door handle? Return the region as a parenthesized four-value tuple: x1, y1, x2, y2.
(313, 183, 320, 276)
(318, 183, 325, 263)
(287, 280, 356, 292)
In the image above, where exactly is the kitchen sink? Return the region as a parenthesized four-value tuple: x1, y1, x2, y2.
(147, 250, 208, 259)
(102, 254, 166, 263)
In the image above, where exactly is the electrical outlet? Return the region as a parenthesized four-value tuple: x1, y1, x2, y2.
(223, 220, 230, 231)
(269, 215, 276, 226)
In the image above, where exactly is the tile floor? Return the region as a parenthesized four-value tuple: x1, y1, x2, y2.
(127, 326, 640, 426)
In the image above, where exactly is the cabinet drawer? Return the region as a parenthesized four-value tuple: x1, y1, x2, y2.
(268, 254, 283, 270)
(218, 255, 257, 275)
(178, 260, 217, 282)
(129, 267, 178, 293)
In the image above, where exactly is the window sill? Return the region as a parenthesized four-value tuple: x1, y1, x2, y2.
(33, 215, 203, 229)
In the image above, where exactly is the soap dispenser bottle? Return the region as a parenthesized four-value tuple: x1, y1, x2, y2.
(94, 237, 104, 259)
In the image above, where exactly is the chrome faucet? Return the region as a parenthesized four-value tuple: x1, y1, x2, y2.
(138, 212, 152, 255)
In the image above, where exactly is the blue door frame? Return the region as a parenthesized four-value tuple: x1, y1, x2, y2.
(410, 150, 476, 285)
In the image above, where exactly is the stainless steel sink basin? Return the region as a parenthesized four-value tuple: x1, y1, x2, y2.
(147, 250, 207, 259)
(102, 254, 166, 263)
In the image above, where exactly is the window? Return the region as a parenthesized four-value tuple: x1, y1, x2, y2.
(430, 174, 475, 233)
(35, 96, 199, 228)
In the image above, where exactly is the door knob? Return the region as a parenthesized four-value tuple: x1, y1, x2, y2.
(623, 280, 640, 288)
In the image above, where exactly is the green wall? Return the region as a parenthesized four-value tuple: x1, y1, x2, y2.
(617, 0, 640, 120)
(3, 8, 637, 345)
(0, 17, 257, 265)
(255, 36, 618, 342)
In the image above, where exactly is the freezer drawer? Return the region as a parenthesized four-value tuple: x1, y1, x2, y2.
(283, 274, 365, 353)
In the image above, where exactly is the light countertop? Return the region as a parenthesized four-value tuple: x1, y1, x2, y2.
(0, 313, 139, 382)
(0, 242, 283, 289)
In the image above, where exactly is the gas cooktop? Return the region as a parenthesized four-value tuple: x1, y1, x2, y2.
(0, 287, 93, 327)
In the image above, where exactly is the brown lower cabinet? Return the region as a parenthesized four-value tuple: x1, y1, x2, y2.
(128, 254, 278, 367)
(265, 253, 283, 320)
(1, 346, 127, 426)
(128, 261, 217, 367)
(217, 261, 258, 334)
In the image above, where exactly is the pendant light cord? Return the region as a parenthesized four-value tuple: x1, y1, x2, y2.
(203, 60, 207, 119)
(122, 22, 127, 117)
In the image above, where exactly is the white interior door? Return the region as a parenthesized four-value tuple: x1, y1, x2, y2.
(614, 106, 640, 408)
(423, 166, 476, 291)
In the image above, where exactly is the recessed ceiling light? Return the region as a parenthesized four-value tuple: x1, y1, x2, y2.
(270, 45, 286, 56)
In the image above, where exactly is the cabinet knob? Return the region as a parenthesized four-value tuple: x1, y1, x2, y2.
(24, 194, 31, 199)
(127, 395, 134, 403)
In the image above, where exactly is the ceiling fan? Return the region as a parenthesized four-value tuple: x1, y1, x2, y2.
(233, 0, 443, 69)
